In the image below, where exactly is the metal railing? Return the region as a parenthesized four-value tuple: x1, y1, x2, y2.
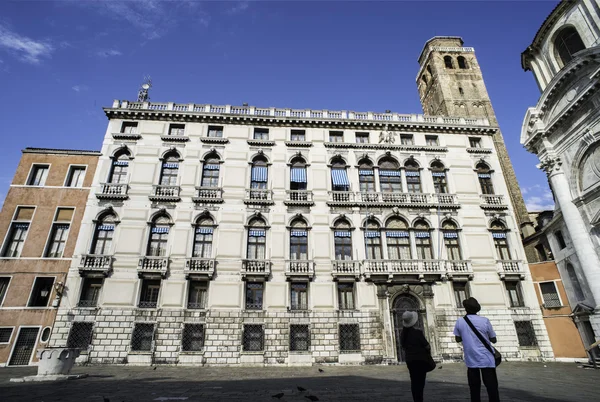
(97, 183, 128, 199)
(150, 185, 181, 200)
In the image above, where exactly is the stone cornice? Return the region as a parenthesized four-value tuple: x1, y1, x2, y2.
(22, 147, 101, 156)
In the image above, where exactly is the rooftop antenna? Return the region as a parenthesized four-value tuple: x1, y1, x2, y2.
(137, 75, 152, 102)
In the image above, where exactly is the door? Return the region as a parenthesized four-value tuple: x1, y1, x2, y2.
(392, 294, 423, 362)
(9, 327, 39, 366)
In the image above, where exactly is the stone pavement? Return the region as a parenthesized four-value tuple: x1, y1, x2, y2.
(0, 362, 598, 401)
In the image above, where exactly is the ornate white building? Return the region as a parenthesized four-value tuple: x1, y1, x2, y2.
(49, 37, 552, 366)
(522, 0, 600, 352)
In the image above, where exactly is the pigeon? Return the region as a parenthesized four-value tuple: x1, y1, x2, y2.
(318, 368, 324, 373)
(305, 396, 320, 401)
(297, 386, 307, 392)
(272, 393, 285, 399)
(153, 366, 157, 370)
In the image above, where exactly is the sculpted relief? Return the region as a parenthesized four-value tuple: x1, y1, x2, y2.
(580, 145, 600, 193)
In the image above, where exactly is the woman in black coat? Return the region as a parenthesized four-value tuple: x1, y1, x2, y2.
(400, 311, 431, 402)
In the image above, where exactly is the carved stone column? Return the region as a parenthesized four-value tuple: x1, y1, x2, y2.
(422, 284, 439, 359)
(376, 284, 395, 360)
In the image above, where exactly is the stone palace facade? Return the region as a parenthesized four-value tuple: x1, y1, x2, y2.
(48, 37, 552, 366)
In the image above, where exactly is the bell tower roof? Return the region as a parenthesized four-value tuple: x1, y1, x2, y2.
(418, 36, 464, 65)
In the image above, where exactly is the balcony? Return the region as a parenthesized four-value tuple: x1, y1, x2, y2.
(160, 133, 189, 142)
(284, 190, 314, 206)
(446, 260, 473, 280)
(241, 259, 271, 278)
(78, 254, 113, 277)
(331, 260, 361, 279)
(149, 185, 181, 202)
(285, 260, 315, 279)
(480, 194, 508, 210)
(363, 260, 445, 281)
(330, 192, 460, 209)
(137, 256, 169, 278)
(327, 191, 355, 206)
(96, 183, 129, 200)
(497, 260, 524, 280)
(192, 187, 223, 203)
(244, 189, 274, 205)
(184, 258, 216, 279)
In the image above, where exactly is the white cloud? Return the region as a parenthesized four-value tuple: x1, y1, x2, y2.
(228, 1, 250, 15)
(0, 24, 53, 64)
(522, 184, 555, 211)
(96, 49, 122, 58)
(72, 85, 89, 92)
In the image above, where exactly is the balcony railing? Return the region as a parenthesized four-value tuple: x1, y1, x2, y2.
(328, 191, 355, 204)
(244, 189, 274, 204)
(96, 183, 129, 200)
(285, 260, 315, 279)
(241, 259, 271, 278)
(78, 254, 113, 276)
(149, 185, 181, 202)
(480, 194, 508, 209)
(184, 258, 216, 278)
(497, 260, 524, 280)
(192, 187, 223, 203)
(332, 260, 361, 278)
(363, 259, 446, 280)
(138, 300, 158, 309)
(284, 190, 314, 206)
(137, 256, 169, 278)
(446, 260, 473, 280)
(77, 299, 99, 308)
(433, 193, 458, 205)
(330, 192, 459, 208)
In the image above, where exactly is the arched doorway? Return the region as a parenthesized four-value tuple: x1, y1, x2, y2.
(392, 293, 425, 362)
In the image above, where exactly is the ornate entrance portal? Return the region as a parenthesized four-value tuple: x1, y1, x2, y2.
(392, 293, 425, 362)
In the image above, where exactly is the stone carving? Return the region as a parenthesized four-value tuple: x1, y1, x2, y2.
(538, 156, 562, 175)
(379, 125, 396, 144)
(580, 145, 600, 192)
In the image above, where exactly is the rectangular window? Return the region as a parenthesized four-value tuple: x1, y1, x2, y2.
(290, 325, 310, 351)
(243, 324, 264, 351)
(253, 128, 269, 140)
(0, 327, 13, 343)
(79, 278, 103, 307)
(493, 235, 512, 260)
(169, 123, 185, 136)
(290, 231, 308, 260)
(386, 233, 412, 260)
(444, 234, 462, 260)
(453, 282, 470, 308)
(505, 281, 524, 307)
(339, 324, 360, 352)
(2, 222, 30, 257)
(334, 232, 353, 260)
(247, 230, 266, 260)
(514, 321, 537, 347)
(138, 279, 160, 308)
(147, 226, 169, 257)
(45, 224, 70, 258)
(245, 282, 263, 310)
(65, 166, 86, 187)
(415, 234, 433, 259)
(329, 131, 343, 142)
(187, 281, 207, 309)
(400, 134, 414, 145)
(182, 324, 205, 351)
(355, 132, 369, 143)
(121, 122, 138, 134)
(290, 282, 308, 310)
(365, 233, 382, 260)
(290, 129, 305, 141)
(66, 322, 94, 349)
(131, 323, 154, 351)
(469, 137, 482, 148)
(28, 277, 55, 307)
(535, 244, 548, 261)
(425, 135, 439, 146)
(406, 173, 422, 193)
(0, 277, 10, 305)
(479, 176, 495, 195)
(207, 125, 223, 138)
(192, 228, 213, 258)
(433, 174, 448, 194)
(27, 165, 49, 186)
(338, 282, 355, 310)
(539, 282, 561, 308)
(555, 231, 567, 249)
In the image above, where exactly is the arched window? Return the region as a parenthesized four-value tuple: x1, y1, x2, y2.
(476, 162, 494, 195)
(554, 26, 586, 67)
(160, 152, 180, 186)
(247, 218, 267, 260)
(290, 157, 307, 191)
(331, 158, 350, 192)
(414, 220, 432, 260)
(431, 161, 448, 194)
(147, 215, 170, 256)
(289, 218, 308, 260)
(566, 263, 585, 301)
(444, 56, 454, 69)
(364, 219, 382, 260)
(457, 56, 468, 69)
(201, 155, 220, 188)
(405, 160, 421, 193)
(442, 220, 461, 260)
(490, 220, 511, 260)
(250, 156, 269, 190)
(91, 213, 117, 255)
(333, 219, 352, 260)
(385, 218, 411, 260)
(109, 150, 131, 184)
(379, 158, 402, 194)
(193, 216, 214, 258)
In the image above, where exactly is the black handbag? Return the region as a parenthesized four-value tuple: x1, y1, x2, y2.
(463, 315, 502, 367)
(424, 352, 437, 372)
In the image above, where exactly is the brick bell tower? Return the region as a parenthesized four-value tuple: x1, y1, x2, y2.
(417, 36, 534, 236)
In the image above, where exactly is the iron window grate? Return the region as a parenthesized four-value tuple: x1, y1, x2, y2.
(243, 324, 264, 351)
(339, 324, 361, 352)
(290, 325, 310, 351)
(181, 324, 205, 352)
(0, 328, 13, 343)
(131, 323, 155, 351)
(66, 322, 94, 349)
(514, 321, 538, 347)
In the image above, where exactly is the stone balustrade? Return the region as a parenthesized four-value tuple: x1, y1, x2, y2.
(137, 256, 169, 278)
(192, 187, 223, 203)
(241, 259, 271, 278)
(244, 189, 274, 205)
(329, 191, 459, 207)
(78, 254, 113, 276)
(285, 260, 315, 279)
(497, 260, 525, 280)
(149, 185, 181, 202)
(184, 258, 216, 278)
(96, 183, 129, 200)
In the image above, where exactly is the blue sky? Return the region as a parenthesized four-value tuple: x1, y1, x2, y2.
(0, 0, 557, 210)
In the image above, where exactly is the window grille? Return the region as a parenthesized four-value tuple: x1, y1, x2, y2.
(79, 278, 103, 307)
(131, 323, 155, 351)
(138, 280, 160, 308)
(539, 282, 561, 308)
(0, 328, 13, 343)
(339, 324, 360, 352)
(290, 325, 310, 351)
(514, 321, 537, 347)
(67, 322, 94, 349)
(243, 324, 264, 351)
(245, 282, 264, 310)
(181, 324, 204, 351)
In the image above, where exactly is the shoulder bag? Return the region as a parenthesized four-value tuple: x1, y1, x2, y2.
(463, 315, 502, 367)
